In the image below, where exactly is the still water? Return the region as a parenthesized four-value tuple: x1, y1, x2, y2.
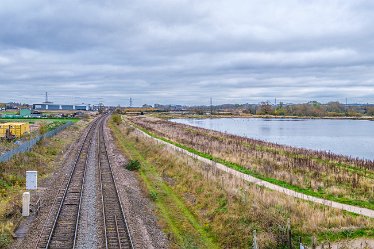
(170, 118, 374, 160)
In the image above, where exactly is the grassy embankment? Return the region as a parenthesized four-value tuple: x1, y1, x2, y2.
(0, 120, 87, 248)
(109, 116, 374, 248)
(0, 118, 80, 157)
(128, 116, 374, 211)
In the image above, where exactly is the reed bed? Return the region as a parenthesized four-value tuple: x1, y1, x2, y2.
(128, 116, 374, 209)
(113, 118, 374, 248)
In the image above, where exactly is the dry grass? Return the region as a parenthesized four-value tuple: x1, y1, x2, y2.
(111, 118, 374, 248)
(128, 116, 374, 208)
(0, 120, 88, 248)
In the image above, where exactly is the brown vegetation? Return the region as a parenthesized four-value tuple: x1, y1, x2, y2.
(0, 120, 88, 247)
(111, 118, 374, 248)
(128, 116, 374, 208)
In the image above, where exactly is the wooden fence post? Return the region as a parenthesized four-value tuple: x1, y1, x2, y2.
(311, 236, 316, 249)
(287, 218, 292, 249)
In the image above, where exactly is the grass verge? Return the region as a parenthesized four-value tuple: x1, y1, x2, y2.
(109, 120, 219, 249)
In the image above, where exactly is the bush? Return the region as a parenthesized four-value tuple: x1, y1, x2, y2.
(0, 231, 12, 248)
(149, 190, 158, 201)
(112, 114, 122, 125)
(126, 160, 141, 171)
(39, 122, 48, 135)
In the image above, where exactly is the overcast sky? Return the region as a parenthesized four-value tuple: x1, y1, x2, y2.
(0, 0, 373, 106)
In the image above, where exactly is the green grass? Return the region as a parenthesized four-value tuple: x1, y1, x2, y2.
(0, 118, 79, 123)
(317, 228, 374, 242)
(132, 123, 374, 211)
(110, 120, 219, 249)
(0, 111, 18, 115)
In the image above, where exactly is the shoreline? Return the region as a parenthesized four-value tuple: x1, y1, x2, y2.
(156, 113, 374, 121)
(128, 116, 374, 211)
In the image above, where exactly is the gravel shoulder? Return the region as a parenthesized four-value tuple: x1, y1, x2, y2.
(103, 116, 169, 249)
(76, 127, 99, 249)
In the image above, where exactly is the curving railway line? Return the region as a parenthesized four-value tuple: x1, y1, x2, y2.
(36, 114, 133, 249)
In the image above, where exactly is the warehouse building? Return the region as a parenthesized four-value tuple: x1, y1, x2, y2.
(32, 104, 90, 111)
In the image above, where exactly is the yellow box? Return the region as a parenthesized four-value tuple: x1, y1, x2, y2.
(0, 122, 30, 138)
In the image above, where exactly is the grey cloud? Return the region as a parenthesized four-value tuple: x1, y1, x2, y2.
(0, 0, 374, 105)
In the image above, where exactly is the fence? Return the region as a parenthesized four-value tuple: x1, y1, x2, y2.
(0, 122, 73, 163)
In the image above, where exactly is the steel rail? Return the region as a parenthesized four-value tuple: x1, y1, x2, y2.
(98, 115, 134, 249)
(40, 116, 100, 249)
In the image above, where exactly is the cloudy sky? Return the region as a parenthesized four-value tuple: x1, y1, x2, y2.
(0, 0, 373, 106)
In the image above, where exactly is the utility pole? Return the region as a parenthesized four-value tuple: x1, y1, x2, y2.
(43, 92, 52, 104)
(210, 97, 213, 115)
(345, 98, 348, 114)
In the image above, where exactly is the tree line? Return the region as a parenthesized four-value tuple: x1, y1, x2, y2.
(245, 101, 374, 117)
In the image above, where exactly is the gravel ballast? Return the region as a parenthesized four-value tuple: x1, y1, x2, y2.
(76, 128, 99, 249)
(104, 117, 169, 249)
(11, 117, 168, 249)
(11, 120, 91, 249)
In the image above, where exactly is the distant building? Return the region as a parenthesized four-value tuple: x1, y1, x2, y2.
(32, 104, 90, 111)
(20, 109, 32, 117)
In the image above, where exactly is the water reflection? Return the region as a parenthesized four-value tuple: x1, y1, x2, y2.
(170, 118, 374, 160)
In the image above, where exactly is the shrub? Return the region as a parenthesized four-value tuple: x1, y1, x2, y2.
(0, 232, 11, 248)
(39, 122, 48, 135)
(126, 160, 141, 171)
(112, 114, 122, 125)
(149, 190, 158, 201)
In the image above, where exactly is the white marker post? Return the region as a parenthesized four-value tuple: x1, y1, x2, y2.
(24, 171, 37, 217)
(22, 192, 30, 216)
(26, 171, 37, 190)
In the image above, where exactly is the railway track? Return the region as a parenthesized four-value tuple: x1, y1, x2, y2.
(36, 115, 133, 249)
(98, 116, 134, 249)
(36, 117, 98, 249)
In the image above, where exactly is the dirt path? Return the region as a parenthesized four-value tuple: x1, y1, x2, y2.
(317, 239, 374, 249)
(134, 127, 374, 219)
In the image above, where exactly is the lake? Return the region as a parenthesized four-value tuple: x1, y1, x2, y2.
(170, 118, 374, 160)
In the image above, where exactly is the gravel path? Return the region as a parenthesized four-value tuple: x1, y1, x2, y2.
(104, 117, 169, 249)
(134, 126, 374, 219)
(76, 128, 99, 249)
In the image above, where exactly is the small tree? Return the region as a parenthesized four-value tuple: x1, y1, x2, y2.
(256, 101, 273, 115)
